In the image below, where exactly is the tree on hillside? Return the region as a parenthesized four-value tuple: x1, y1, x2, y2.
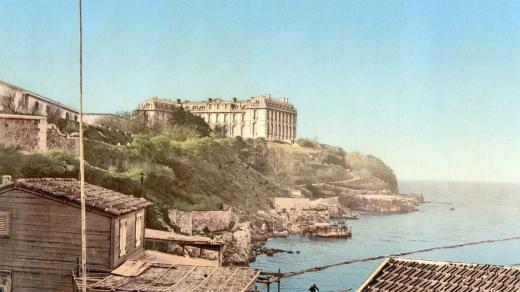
(167, 107, 212, 138)
(96, 110, 162, 134)
(213, 124, 227, 138)
(0, 89, 22, 114)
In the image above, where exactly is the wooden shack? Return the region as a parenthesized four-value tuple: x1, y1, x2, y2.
(0, 178, 152, 292)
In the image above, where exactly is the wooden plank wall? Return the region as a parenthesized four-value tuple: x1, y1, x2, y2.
(0, 189, 112, 292)
(112, 210, 145, 268)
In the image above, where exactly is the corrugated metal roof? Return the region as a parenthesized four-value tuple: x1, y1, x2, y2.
(358, 257, 520, 292)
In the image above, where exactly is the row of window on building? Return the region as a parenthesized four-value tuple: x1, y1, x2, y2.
(266, 124, 296, 139)
(198, 110, 295, 124)
(20, 95, 78, 122)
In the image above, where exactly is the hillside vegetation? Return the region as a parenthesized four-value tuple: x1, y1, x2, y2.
(0, 110, 399, 229)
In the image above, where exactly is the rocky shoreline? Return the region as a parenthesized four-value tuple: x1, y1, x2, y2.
(238, 191, 424, 264)
(163, 192, 424, 266)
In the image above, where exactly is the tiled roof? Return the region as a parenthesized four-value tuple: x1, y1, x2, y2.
(358, 257, 520, 292)
(1, 178, 151, 216)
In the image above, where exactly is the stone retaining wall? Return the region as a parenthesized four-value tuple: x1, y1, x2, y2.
(47, 124, 79, 153)
(168, 208, 233, 235)
(0, 114, 47, 152)
(0, 113, 79, 154)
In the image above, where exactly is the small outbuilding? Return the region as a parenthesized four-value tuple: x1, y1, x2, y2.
(0, 177, 152, 291)
(0, 177, 261, 292)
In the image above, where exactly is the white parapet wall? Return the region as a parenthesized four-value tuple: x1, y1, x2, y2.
(271, 197, 311, 210)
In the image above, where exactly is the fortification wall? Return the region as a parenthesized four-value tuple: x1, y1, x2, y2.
(191, 209, 233, 232)
(0, 114, 47, 152)
(0, 113, 79, 154)
(168, 208, 233, 235)
(168, 209, 193, 235)
(47, 125, 79, 153)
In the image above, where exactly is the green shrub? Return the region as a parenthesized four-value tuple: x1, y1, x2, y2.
(297, 138, 318, 148)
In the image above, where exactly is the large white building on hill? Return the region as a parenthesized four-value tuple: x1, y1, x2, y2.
(137, 94, 297, 142)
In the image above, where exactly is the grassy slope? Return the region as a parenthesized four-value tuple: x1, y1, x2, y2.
(84, 135, 289, 213)
(0, 125, 399, 229)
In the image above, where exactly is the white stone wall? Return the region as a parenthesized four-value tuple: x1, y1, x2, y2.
(271, 197, 311, 210)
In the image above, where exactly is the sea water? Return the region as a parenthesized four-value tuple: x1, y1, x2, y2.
(250, 180, 520, 292)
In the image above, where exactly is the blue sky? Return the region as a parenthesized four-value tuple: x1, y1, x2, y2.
(1, 0, 519, 183)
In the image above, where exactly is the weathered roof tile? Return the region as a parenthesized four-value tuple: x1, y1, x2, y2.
(5, 178, 152, 216)
(359, 258, 520, 292)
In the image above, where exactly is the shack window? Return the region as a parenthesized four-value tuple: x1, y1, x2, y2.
(135, 212, 144, 247)
(0, 211, 11, 237)
(119, 218, 127, 257)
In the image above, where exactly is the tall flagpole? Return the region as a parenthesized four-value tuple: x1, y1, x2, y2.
(78, 0, 87, 291)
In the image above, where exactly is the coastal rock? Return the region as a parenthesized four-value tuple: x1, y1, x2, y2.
(221, 222, 252, 266)
(339, 191, 423, 213)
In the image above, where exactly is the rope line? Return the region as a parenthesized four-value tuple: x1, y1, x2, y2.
(269, 235, 520, 279)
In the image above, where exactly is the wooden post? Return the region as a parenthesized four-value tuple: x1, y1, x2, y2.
(277, 269, 281, 292)
(140, 172, 144, 198)
(267, 282, 270, 292)
(218, 245, 223, 266)
(78, 1, 87, 292)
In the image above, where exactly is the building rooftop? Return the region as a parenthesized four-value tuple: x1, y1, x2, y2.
(141, 250, 219, 267)
(0, 178, 151, 216)
(79, 261, 260, 291)
(0, 80, 79, 114)
(358, 257, 520, 292)
(145, 228, 224, 246)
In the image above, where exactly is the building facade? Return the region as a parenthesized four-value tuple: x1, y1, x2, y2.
(137, 94, 297, 141)
(0, 80, 79, 122)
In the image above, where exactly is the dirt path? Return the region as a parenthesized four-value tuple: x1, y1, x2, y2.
(292, 168, 361, 187)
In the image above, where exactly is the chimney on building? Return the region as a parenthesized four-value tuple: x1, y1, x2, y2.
(2, 175, 13, 184)
(233, 97, 237, 103)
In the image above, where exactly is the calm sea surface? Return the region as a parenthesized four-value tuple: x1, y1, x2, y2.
(250, 180, 520, 292)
